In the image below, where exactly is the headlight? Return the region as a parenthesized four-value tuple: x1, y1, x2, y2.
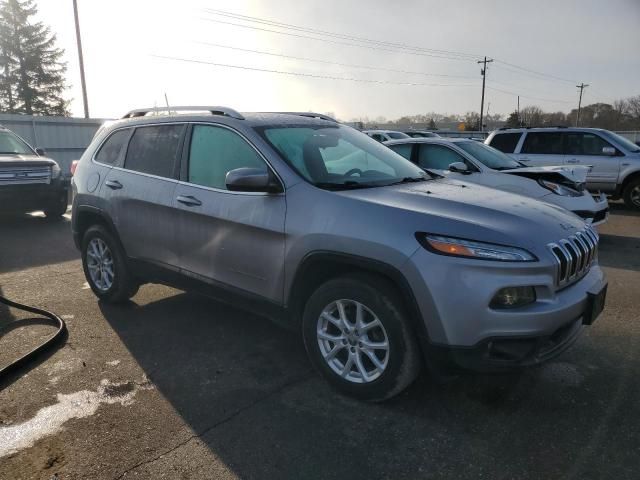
(539, 179, 581, 197)
(420, 234, 536, 262)
(51, 163, 61, 179)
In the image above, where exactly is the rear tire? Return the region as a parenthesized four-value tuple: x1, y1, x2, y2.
(81, 225, 139, 303)
(302, 275, 421, 402)
(622, 177, 640, 210)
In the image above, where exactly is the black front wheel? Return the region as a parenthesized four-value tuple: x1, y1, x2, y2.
(43, 192, 69, 219)
(623, 178, 640, 210)
(302, 275, 421, 402)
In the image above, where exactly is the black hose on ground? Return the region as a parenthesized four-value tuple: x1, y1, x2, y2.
(0, 295, 67, 382)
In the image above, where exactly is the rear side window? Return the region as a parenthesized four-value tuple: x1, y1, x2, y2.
(388, 144, 413, 160)
(124, 125, 184, 178)
(417, 144, 465, 170)
(95, 129, 131, 165)
(566, 133, 614, 156)
(188, 125, 266, 190)
(521, 132, 563, 155)
(488, 132, 521, 153)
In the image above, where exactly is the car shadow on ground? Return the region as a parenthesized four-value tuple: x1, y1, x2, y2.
(607, 202, 640, 217)
(597, 233, 640, 272)
(0, 212, 77, 273)
(98, 290, 637, 479)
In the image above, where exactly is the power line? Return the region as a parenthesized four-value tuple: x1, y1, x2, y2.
(486, 86, 574, 105)
(197, 42, 477, 79)
(492, 59, 578, 84)
(202, 8, 479, 61)
(151, 54, 476, 88)
(200, 17, 475, 62)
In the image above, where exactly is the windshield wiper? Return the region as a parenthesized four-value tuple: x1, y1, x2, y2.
(0, 151, 23, 154)
(314, 181, 378, 191)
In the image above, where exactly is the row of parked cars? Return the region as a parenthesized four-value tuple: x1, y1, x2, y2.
(3, 110, 630, 400)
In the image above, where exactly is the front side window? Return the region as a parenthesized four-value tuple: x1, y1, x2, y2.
(601, 130, 640, 153)
(0, 131, 35, 155)
(95, 129, 131, 165)
(124, 124, 184, 178)
(488, 132, 522, 153)
(521, 132, 563, 155)
(456, 141, 521, 170)
(188, 125, 267, 190)
(388, 143, 413, 160)
(417, 144, 466, 170)
(566, 133, 614, 156)
(258, 125, 426, 189)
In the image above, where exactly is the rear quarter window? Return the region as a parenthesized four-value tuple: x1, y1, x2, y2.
(488, 132, 521, 153)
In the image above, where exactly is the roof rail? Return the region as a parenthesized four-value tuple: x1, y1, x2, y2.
(122, 106, 245, 120)
(274, 112, 338, 122)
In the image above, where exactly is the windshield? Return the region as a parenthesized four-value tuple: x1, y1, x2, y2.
(258, 125, 427, 189)
(387, 132, 410, 139)
(456, 141, 522, 170)
(0, 131, 35, 155)
(601, 130, 640, 153)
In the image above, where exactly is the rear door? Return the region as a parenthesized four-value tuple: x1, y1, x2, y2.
(516, 132, 565, 166)
(565, 132, 620, 190)
(174, 123, 286, 303)
(103, 123, 185, 268)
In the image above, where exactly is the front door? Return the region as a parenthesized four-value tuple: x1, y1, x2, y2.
(564, 132, 620, 190)
(174, 124, 286, 303)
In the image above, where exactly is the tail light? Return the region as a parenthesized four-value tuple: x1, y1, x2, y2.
(70, 160, 79, 176)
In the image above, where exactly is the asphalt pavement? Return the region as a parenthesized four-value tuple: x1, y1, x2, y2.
(0, 204, 639, 480)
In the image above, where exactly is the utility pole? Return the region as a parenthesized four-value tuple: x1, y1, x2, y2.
(73, 0, 89, 118)
(517, 95, 520, 126)
(477, 56, 493, 132)
(575, 82, 589, 127)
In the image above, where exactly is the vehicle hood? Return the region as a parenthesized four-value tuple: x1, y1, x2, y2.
(501, 165, 590, 187)
(338, 178, 586, 250)
(0, 154, 57, 167)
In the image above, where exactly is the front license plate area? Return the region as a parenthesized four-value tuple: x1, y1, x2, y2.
(583, 283, 607, 325)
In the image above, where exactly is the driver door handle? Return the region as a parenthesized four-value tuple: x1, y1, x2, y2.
(519, 157, 530, 162)
(566, 158, 579, 164)
(105, 180, 123, 190)
(176, 195, 202, 207)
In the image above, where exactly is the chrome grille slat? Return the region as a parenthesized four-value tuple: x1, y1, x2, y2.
(0, 166, 51, 185)
(547, 226, 599, 287)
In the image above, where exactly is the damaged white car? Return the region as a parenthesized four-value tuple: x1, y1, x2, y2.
(385, 137, 609, 225)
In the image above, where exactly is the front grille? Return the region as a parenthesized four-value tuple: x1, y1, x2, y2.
(0, 166, 51, 185)
(548, 226, 598, 287)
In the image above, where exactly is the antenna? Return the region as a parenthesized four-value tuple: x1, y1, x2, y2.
(164, 93, 171, 115)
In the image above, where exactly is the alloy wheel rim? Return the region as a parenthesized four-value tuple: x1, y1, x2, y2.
(316, 299, 390, 384)
(631, 185, 640, 207)
(86, 238, 114, 292)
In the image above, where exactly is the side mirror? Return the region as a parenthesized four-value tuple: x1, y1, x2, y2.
(602, 146, 616, 156)
(35, 147, 46, 156)
(226, 168, 281, 193)
(449, 162, 470, 174)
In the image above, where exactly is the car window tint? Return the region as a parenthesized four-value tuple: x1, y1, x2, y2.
(124, 125, 183, 178)
(417, 144, 465, 169)
(188, 125, 266, 190)
(521, 132, 564, 154)
(388, 144, 412, 160)
(488, 132, 521, 153)
(566, 133, 613, 156)
(95, 129, 130, 165)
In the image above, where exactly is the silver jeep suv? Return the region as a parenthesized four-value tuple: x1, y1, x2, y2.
(486, 127, 640, 209)
(72, 107, 607, 401)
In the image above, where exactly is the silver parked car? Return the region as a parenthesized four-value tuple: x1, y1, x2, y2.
(72, 107, 607, 401)
(362, 129, 409, 142)
(486, 127, 640, 209)
(385, 137, 609, 225)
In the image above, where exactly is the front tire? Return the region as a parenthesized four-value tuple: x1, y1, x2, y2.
(623, 177, 640, 210)
(302, 275, 421, 402)
(44, 193, 69, 219)
(81, 225, 139, 303)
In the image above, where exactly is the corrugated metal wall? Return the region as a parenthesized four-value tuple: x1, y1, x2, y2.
(0, 114, 109, 177)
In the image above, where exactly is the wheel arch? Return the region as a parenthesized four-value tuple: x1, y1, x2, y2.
(286, 251, 431, 345)
(73, 205, 125, 254)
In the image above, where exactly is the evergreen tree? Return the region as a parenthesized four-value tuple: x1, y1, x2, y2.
(0, 0, 69, 115)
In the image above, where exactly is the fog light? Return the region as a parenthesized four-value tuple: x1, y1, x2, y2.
(490, 286, 536, 309)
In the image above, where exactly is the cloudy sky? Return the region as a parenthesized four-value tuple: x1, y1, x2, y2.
(38, 0, 640, 120)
